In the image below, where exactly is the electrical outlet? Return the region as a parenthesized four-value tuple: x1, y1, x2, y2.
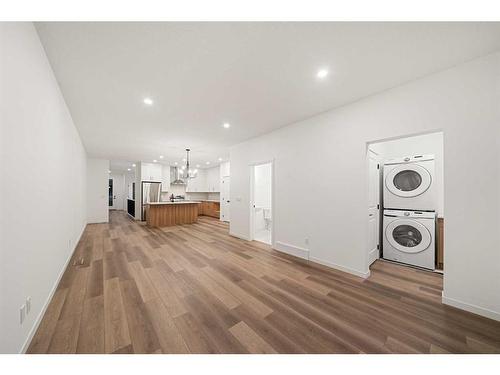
(20, 304, 26, 324)
(26, 297, 31, 314)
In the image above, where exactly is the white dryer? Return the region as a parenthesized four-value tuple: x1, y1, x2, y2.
(383, 155, 436, 211)
(383, 209, 435, 270)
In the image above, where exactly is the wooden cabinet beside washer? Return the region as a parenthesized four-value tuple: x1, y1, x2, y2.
(436, 218, 444, 270)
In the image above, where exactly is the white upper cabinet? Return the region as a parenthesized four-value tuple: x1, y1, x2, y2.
(186, 169, 207, 192)
(206, 166, 220, 192)
(220, 162, 230, 177)
(161, 165, 171, 192)
(141, 162, 162, 181)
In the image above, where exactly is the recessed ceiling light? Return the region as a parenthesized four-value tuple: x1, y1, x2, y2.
(218, 157, 223, 161)
(196, 164, 200, 168)
(316, 69, 329, 79)
(223, 122, 231, 129)
(153, 159, 157, 163)
(132, 163, 136, 167)
(143, 97, 153, 106)
(159, 155, 164, 159)
(182, 158, 187, 162)
(127, 168, 131, 171)
(206, 161, 210, 165)
(108, 170, 111, 174)
(174, 162, 178, 165)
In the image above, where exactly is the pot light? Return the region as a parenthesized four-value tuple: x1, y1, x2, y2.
(196, 164, 200, 168)
(153, 159, 157, 163)
(108, 170, 111, 174)
(159, 155, 164, 159)
(143, 97, 154, 106)
(218, 157, 223, 161)
(206, 161, 211, 165)
(174, 162, 178, 165)
(316, 68, 329, 79)
(127, 168, 131, 171)
(182, 158, 187, 162)
(223, 122, 231, 129)
(132, 163, 136, 167)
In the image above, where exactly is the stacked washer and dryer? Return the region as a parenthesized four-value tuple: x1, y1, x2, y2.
(382, 155, 437, 270)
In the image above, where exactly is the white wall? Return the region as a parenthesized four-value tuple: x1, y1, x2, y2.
(86, 158, 109, 223)
(230, 52, 500, 320)
(370, 132, 444, 217)
(0, 23, 88, 353)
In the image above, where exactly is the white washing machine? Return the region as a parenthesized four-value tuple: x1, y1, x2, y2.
(383, 155, 436, 211)
(383, 209, 435, 270)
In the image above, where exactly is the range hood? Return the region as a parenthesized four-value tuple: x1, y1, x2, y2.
(170, 166, 185, 185)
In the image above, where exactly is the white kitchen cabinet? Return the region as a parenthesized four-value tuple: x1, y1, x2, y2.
(206, 166, 220, 192)
(186, 169, 207, 192)
(220, 161, 230, 178)
(161, 165, 171, 192)
(141, 162, 162, 182)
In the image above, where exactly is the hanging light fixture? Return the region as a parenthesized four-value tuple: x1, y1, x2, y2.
(180, 148, 198, 180)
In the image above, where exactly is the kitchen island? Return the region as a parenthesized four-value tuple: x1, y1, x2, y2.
(145, 201, 199, 227)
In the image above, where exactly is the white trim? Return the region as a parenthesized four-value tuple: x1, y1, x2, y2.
(20, 223, 87, 353)
(367, 248, 379, 266)
(274, 241, 309, 260)
(442, 293, 500, 322)
(229, 231, 252, 241)
(309, 256, 371, 279)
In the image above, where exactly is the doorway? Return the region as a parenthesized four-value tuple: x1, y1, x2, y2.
(367, 131, 444, 272)
(109, 173, 125, 211)
(108, 178, 114, 208)
(250, 162, 273, 245)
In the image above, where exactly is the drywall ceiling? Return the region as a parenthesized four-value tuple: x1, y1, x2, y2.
(35, 22, 500, 166)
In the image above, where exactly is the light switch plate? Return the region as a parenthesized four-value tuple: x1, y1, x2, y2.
(20, 304, 26, 324)
(26, 297, 31, 314)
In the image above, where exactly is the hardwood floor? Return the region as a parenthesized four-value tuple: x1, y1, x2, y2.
(28, 211, 500, 354)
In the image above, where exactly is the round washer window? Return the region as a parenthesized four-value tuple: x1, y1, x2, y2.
(393, 170, 422, 192)
(392, 225, 422, 247)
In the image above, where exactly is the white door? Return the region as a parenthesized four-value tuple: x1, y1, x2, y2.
(367, 150, 380, 266)
(220, 176, 230, 222)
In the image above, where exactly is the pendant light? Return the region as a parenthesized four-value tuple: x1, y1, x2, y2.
(180, 148, 198, 180)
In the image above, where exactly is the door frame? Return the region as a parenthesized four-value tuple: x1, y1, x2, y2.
(249, 159, 275, 247)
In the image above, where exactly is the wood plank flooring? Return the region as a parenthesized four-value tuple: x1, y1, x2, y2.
(27, 211, 500, 354)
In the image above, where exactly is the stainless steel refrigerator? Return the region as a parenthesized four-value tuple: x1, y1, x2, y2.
(141, 181, 162, 221)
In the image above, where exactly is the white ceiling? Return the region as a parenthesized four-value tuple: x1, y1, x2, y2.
(35, 22, 500, 167)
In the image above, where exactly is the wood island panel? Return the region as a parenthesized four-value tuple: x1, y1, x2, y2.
(146, 203, 198, 227)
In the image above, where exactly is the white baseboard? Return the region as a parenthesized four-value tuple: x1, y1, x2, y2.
(229, 231, 252, 241)
(442, 293, 500, 322)
(20, 222, 87, 353)
(274, 241, 309, 260)
(309, 256, 371, 279)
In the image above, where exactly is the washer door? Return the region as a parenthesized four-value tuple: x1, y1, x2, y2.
(385, 219, 431, 254)
(385, 164, 431, 198)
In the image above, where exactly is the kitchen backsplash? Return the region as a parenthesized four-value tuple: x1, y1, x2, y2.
(160, 187, 220, 202)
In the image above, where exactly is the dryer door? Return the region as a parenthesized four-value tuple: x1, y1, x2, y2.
(385, 219, 431, 254)
(385, 164, 432, 198)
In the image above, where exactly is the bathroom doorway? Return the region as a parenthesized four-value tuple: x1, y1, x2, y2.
(250, 161, 273, 245)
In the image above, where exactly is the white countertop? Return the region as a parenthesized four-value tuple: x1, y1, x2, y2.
(147, 201, 200, 205)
